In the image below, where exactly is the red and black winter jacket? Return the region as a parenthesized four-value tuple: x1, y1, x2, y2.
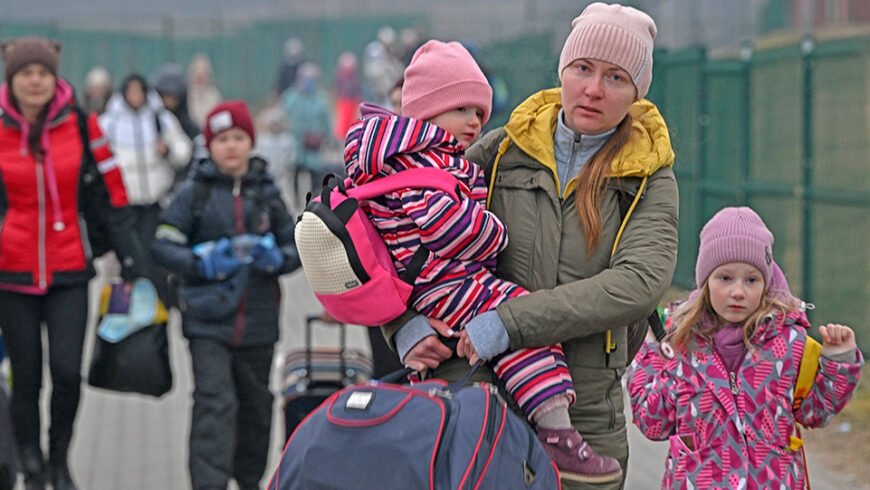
(0, 79, 144, 292)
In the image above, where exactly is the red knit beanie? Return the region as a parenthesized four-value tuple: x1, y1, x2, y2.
(203, 100, 256, 148)
(1, 36, 61, 83)
(695, 207, 775, 289)
(401, 40, 492, 125)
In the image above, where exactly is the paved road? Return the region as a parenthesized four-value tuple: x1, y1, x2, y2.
(11, 259, 856, 489)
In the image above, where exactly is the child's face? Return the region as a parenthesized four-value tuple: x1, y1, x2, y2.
(209, 128, 252, 177)
(428, 106, 484, 149)
(708, 262, 765, 324)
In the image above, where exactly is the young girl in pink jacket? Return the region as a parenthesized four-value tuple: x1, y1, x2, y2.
(627, 206, 863, 489)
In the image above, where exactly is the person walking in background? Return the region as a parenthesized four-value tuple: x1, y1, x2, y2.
(81, 65, 112, 114)
(362, 27, 404, 107)
(153, 62, 207, 186)
(253, 104, 296, 206)
(151, 100, 301, 490)
(274, 38, 306, 100)
(187, 53, 223, 128)
(99, 73, 192, 303)
(389, 4, 677, 489)
(281, 62, 332, 204)
(332, 51, 361, 142)
(628, 206, 863, 489)
(0, 37, 145, 490)
(345, 39, 622, 483)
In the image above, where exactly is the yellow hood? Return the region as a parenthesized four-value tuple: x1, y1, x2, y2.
(503, 88, 675, 185)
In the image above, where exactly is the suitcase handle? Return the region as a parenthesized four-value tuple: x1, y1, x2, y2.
(304, 314, 347, 383)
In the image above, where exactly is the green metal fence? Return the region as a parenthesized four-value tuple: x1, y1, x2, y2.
(0, 15, 423, 105)
(649, 36, 870, 350)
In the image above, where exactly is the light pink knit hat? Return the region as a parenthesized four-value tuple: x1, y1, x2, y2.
(558, 2, 657, 99)
(695, 207, 775, 289)
(401, 40, 493, 125)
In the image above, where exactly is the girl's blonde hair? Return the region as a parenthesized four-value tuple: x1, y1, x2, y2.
(573, 114, 633, 253)
(669, 281, 799, 353)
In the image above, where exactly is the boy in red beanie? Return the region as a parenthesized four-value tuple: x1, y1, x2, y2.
(341, 40, 621, 482)
(152, 99, 301, 490)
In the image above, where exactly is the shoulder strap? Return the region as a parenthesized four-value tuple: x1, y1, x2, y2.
(73, 106, 94, 163)
(154, 111, 163, 135)
(189, 179, 212, 237)
(346, 167, 460, 201)
(793, 336, 822, 411)
(791, 335, 822, 490)
(485, 135, 513, 209)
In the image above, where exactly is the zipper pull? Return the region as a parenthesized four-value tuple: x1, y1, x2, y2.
(233, 178, 241, 197)
(729, 371, 739, 395)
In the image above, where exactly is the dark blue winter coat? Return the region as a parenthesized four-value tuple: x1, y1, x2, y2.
(151, 157, 300, 346)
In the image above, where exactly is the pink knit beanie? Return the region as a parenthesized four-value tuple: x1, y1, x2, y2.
(558, 2, 657, 99)
(401, 40, 493, 125)
(695, 207, 775, 289)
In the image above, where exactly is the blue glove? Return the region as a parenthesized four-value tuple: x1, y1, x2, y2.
(193, 237, 243, 280)
(251, 233, 284, 273)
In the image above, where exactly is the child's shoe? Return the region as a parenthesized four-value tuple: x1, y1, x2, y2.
(536, 428, 622, 483)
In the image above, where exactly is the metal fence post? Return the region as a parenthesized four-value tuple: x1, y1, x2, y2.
(800, 34, 815, 308)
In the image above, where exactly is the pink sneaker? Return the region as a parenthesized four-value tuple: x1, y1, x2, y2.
(537, 428, 623, 483)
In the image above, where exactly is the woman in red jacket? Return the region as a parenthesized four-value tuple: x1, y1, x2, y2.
(0, 37, 144, 490)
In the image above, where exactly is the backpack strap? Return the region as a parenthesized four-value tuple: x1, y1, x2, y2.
(189, 179, 212, 239)
(154, 111, 163, 136)
(346, 168, 460, 202)
(792, 336, 822, 412)
(790, 335, 822, 490)
(485, 136, 513, 209)
(73, 106, 102, 209)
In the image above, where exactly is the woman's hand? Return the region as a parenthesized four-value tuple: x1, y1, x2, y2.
(403, 318, 456, 372)
(819, 323, 858, 357)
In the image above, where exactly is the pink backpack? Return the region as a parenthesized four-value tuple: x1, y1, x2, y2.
(295, 168, 458, 326)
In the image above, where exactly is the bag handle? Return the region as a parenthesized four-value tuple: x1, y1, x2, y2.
(345, 168, 460, 201)
(304, 315, 347, 383)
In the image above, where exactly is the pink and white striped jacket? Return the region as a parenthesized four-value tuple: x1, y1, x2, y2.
(627, 310, 863, 489)
(343, 111, 512, 325)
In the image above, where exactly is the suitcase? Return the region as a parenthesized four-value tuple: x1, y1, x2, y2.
(282, 315, 372, 440)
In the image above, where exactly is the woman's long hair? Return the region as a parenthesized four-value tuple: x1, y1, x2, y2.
(10, 96, 51, 157)
(669, 281, 800, 353)
(573, 114, 633, 253)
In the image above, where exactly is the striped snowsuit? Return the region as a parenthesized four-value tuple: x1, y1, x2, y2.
(344, 110, 575, 417)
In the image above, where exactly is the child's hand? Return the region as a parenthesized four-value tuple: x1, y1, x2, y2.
(456, 330, 481, 365)
(155, 139, 169, 158)
(819, 323, 858, 357)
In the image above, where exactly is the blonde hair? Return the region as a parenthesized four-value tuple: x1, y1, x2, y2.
(573, 114, 633, 253)
(669, 281, 800, 353)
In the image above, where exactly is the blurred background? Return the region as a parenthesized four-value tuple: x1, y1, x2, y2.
(0, 0, 867, 351)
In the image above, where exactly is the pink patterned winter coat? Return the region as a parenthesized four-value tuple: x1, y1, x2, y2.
(627, 310, 863, 489)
